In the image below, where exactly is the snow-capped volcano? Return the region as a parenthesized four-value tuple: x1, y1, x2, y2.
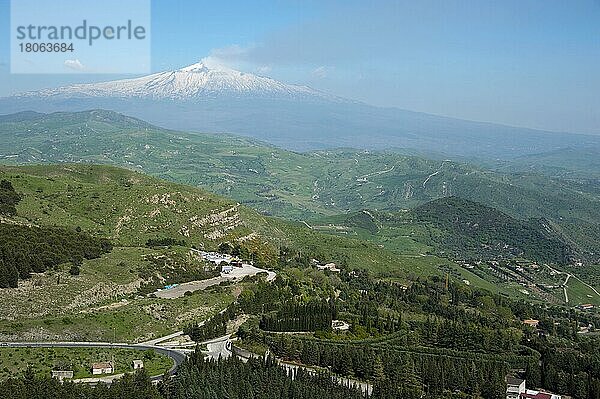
(3, 58, 594, 158)
(24, 61, 335, 101)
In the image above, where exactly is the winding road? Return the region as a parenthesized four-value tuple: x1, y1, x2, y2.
(546, 264, 600, 304)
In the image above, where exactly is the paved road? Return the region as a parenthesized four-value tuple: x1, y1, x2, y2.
(563, 274, 571, 303)
(2, 341, 188, 382)
(203, 335, 232, 360)
(141, 331, 184, 346)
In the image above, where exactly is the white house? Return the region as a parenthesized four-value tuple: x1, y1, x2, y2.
(51, 370, 73, 381)
(132, 359, 144, 370)
(332, 320, 350, 331)
(316, 262, 341, 273)
(91, 362, 114, 375)
(506, 377, 525, 399)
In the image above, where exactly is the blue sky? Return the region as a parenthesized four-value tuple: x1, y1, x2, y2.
(0, 0, 599, 134)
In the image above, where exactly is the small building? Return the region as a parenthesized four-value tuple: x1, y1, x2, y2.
(51, 370, 73, 381)
(199, 251, 233, 265)
(91, 362, 114, 375)
(523, 319, 539, 328)
(579, 303, 594, 310)
(506, 377, 526, 399)
(332, 320, 350, 331)
(132, 359, 144, 370)
(316, 262, 341, 273)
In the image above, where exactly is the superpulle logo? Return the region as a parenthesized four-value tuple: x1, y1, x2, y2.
(10, 0, 151, 74)
(15, 20, 147, 46)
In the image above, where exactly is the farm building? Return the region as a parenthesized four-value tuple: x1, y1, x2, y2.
(91, 362, 114, 375)
(132, 359, 144, 370)
(51, 370, 73, 381)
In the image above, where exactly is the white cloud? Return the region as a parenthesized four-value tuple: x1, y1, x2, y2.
(196, 45, 254, 71)
(210, 44, 252, 60)
(64, 59, 86, 71)
(197, 46, 273, 75)
(311, 66, 333, 79)
(256, 65, 272, 74)
(198, 55, 234, 71)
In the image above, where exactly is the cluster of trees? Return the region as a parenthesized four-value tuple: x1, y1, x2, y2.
(236, 280, 299, 315)
(245, 264, 600, 399)
(337, 273, 522, 353)
(0, 224, 112, 288)
(0, 179, 21, 216)
(216, 241, 274, 269)
(524, 336, 600, 399)
(276, 246, 312, 268)
(162, 352, 368, 399)
(248, 332, 508, 398)
(0, 349, 508, 399)
(182, 277, 305, 343)
(410, 317, 521, 353)
(184, 304, 237, 342)
(0, 368, 160, 399)
(228, 268, 545, 397)
(348, 272, 600, 399)
(260, 300, 337, 332)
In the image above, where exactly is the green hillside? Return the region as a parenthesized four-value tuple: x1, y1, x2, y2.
(1, 110, 599, 227)
(313, 198, 577, 266)
(1, 110, 598, 266)
(1, 164, 500, 341)
(0, 163, 260, 248)
(312, 198, 600, 306)
(0, 163, 441, 275)
(0, 111, 599, 303)
(407, 196, 573, 264)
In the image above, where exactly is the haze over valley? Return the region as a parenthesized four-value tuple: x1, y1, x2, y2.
(1, 2, 600, 398)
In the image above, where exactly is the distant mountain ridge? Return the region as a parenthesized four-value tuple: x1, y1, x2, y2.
(1, 62, 599, 158)
(1, 110, 598, 225)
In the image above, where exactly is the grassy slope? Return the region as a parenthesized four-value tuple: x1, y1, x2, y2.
(0, 245, 233, 342)
(1, 163, 256, 247)
(0, 163, 418, 271)
(313, 202, 600, 306)
(1, 164, 492, 341)
(0, 164, 257, 341)
(0, 111, 598, 306)
(1, 110, 598, 227)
